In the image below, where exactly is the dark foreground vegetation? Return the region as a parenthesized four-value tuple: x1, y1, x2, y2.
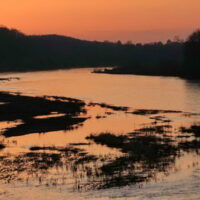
(0, 92, 87, 137)
(1, 26, 200, 79)
(0, 91, 200, 190)
(1, 124, 200, 190)
(85, 124, 200, 189)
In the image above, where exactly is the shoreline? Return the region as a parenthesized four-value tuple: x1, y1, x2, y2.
(93, 67, 200, 80)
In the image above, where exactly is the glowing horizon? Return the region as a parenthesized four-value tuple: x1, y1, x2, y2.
(1, 0, 200, 43)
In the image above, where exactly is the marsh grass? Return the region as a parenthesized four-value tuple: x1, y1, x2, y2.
(0, 92, 87, 137)
(0, 92, 200, 191)
(180, 125, 200, 137)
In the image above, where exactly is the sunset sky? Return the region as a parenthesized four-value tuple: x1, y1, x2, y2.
(0, 0, 200, 43)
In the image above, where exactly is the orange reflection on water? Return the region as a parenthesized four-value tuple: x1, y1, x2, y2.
(2, 68, 199, 112)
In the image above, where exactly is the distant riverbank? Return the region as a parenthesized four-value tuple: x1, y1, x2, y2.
(93, 66, 200, 80)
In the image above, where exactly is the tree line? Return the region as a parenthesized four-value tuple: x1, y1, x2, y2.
(0, 26, 199, 78)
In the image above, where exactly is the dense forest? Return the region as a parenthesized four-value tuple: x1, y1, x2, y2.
(0, 26, 199, 79)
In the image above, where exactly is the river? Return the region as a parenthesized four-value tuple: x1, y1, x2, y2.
(0, 68, 200, 200)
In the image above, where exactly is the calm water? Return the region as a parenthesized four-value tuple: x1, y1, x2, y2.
(1, 68, 200, 112)
(0, 68, 200, 200)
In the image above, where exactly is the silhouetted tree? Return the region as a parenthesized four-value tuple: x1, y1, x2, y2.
(184, 30, 200, 78)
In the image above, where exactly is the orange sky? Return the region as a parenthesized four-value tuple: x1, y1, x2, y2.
(0, 0, 200, 43)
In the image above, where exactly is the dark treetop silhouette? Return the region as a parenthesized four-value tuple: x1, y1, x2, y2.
(183, 30, 200, 78)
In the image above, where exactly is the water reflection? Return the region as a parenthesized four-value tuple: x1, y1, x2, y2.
(183, 80, 200, 112)
(0, 68, 200, 112)
(0, 91, 200, 192)
(0, 69, 200, 200)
